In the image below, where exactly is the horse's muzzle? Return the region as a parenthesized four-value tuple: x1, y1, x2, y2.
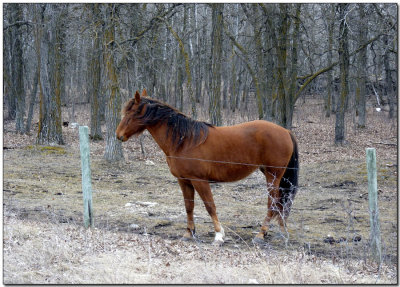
(117, 135, 125, 141)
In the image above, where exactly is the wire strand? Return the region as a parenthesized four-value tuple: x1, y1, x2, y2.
(166, 155, 299, 170)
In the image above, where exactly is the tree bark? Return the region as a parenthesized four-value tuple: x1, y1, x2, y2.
(258, 4, 278, 121)
(37, 4, 65, 145)
(335, 4, 349, 145)
(276, 4, 289, 128)
(193, 4, 202, 105)
(325, 4, 335, 117)
(355, 4, 368, 128)
(10, 4, 25, 134)
(89, 4, 103, 140)
(3, 5, 15, 121)
(103, 4, 124, 162)
(285, 4, 301, 130)
(25, 68, 38, 134)
(383, 35, 395, 119)
(209, 4, 223, 126)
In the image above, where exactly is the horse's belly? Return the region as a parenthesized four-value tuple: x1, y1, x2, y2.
(168, 158, 257, 183)
(209, 164, 257, 182)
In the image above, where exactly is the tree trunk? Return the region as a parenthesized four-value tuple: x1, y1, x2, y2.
(10, 4, 25, 134)
(193, 4, 202, 104)
(263, 27, 275, 122)
(37, 4, 65, 145)
(25, 68, 38, 134)
(383, 35, 395, 119)
(103, 4, 124, 162)
(325, 4, 335, 117)
(209, 4, 223, 126)
(230, 43, 237, 112)
(285, 4, 301, 130)
(276, 4, 289, 128)
(3, 5, 15, 121)
(249, 4, 265, 119)
(355, 4, 367, 128)
(89, 4, 103, 140)
(258, 3, 278, 121)
(176, 46, 184, 111)
(335, 4, 349, 145)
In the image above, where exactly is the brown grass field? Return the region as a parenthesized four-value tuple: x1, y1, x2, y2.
(3, 96, 398, 284)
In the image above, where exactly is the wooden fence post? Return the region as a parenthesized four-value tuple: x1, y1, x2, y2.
(79, 126, 93, 228)
(366, 148, 381, 264)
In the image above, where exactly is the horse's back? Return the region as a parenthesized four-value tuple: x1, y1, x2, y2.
(213, 120, 292, 150)
(202, 120, 293, 165)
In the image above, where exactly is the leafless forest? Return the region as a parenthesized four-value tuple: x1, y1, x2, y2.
(3, 3, 397, 154)
(3, 3, 398, 284)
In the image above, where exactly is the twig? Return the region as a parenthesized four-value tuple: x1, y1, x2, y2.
(371, 142, 396, 147)
(370, 84, 381, 107)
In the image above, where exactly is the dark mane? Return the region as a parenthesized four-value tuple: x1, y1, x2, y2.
(134, 97, 213, 150)
(122, 98, 136, 115)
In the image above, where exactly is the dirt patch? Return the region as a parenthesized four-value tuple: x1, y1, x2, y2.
(3, 97, 398, 283)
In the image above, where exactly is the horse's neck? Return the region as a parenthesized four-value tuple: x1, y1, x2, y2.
(146, 123, 173, 155)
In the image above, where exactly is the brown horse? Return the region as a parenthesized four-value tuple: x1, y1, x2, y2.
(116, 89, 299, 245)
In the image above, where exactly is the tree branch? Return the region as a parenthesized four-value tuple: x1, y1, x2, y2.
(295, 33, 383, 101)
(118, 4, 182, 46)
(223, 23, 257, 85)
(157, 16, 195, 111)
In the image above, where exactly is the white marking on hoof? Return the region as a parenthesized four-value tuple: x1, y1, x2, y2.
(214, 226, 225, 244)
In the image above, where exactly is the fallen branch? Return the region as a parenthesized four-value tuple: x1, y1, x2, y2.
(371, 142, 397, 147)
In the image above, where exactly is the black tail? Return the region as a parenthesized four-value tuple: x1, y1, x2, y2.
(279, 132, 299, 219)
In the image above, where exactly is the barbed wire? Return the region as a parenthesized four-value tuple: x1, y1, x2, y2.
(165, 155, 300, 170)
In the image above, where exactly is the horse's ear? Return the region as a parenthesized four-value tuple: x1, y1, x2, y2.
(141, 89, 148, 98)
(134, 91, 141, 104)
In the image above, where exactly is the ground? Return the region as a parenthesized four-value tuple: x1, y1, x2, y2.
(3, 96, 398, 284)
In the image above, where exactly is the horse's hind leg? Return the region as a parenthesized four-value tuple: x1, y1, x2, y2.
(191, 180, 225, 245)
(254, 171, 285, 243)
(178, 179, 196, 240)
(253, 187, 279, 244)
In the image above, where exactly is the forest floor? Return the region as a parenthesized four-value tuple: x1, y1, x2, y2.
(3, 96, 398, 284)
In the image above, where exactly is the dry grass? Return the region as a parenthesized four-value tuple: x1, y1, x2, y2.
(4, 205, 396, 284)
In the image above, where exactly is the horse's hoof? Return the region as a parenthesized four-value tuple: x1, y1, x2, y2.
(212, 239, 224, 247)
(252, 237, 265, 245)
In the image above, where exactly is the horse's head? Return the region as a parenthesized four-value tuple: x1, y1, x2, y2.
(116, 89, 148, 142)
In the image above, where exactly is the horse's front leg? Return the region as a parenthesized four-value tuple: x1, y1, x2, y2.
(178, 179, 196, 241)
(191, 180, 225, 245)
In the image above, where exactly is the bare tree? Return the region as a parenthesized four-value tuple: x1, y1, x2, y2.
(324, 4, 335, 117)
(10, 5, 25, 133)
(355, 4, 368, 128)
(89, 4, 103, 140)
(37, 4, 65, 145)
(335, 3, 350, 145)
(3, 3, 397, 148)
(209, 4, 223, 126)
(103, 4, 123, 161)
